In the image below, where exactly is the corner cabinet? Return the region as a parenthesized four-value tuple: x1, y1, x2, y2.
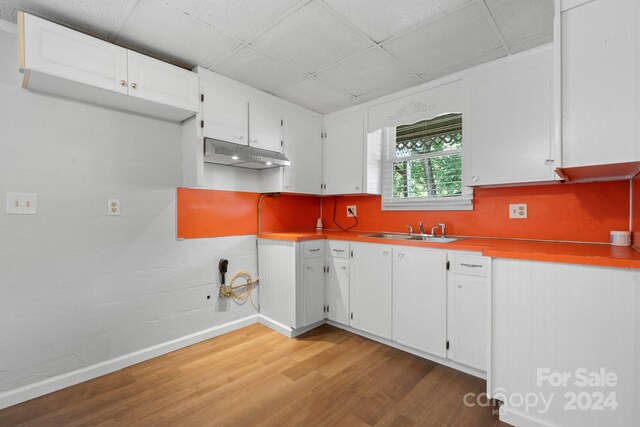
(325, 241, 351, 325)
(464, 46, 558, 186)
(18, 11, 199, 122)
(561, 0, 640, 170)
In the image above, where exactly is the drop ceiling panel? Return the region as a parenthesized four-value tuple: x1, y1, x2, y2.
(251, 1, 374, 74)
(382, 3, 502, 76)
(484, 0, 554, 49)
(357, 76, 423, 102)
(0, 0, 131, 38)
(316, 48, 414, 97)
(212, 47, 309, 94)
(158, 0, 304, 42)
(0, 2, 16, 22)
(115, 0, 240, 68)
(323, 0, 472, 43)
(276, 77, 359, 113)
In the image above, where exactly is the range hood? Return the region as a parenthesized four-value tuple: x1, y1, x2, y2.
(203, 138, 290, 170)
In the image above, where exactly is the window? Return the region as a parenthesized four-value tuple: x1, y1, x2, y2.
(380, 113, 473, 210)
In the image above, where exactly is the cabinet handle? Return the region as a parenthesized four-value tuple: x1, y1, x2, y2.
(460, 263, 483, 268)
(130, 82, 138, 90)
(472, 176, 479, 182)
(354, 186, 360, 190)
(333, 249, 344, 253)
(545, 159, 555, 165)
(309, 248, 320, 252)
(307, 266, 312, 271)
(120, 79, 127, 87)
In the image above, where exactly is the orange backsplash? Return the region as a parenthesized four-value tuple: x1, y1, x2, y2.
(322, 181, 630, 243)
(633, 174, 640, 249)
(177, 188, 319, 239)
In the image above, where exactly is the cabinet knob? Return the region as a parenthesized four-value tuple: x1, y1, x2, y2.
(398, 253, 404, 258)
(354, 186, 360, 190)
(472, 176, 478, 182)
(120, 80, 127, 87)
(545, 159, 554, 166)
(234, 135, 244, 141)
(131, 82, 138, 90)
(341, 266, 347, 270)
(383, 251, 388, 256)
(251, 139, 259, 144)
(307, 266, 312, 271)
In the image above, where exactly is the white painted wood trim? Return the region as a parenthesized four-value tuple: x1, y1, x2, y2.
(258, 314, 294, 338)
(0, 314, 259, 410)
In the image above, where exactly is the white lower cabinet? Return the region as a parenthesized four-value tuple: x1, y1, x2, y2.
(349, 243, 392, 339)
(302, 256, 325, 326)
(392, 247, 447, 357)
(325, 258, 350, 325)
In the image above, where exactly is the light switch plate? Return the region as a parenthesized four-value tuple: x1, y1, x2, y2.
(346, 205, 357, 218)
(509, 203, 527, 219)
(108, 199, 120, 216)
(6, 193, 37, 214)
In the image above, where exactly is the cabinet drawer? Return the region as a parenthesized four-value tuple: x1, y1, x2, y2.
(450, 254, 488, 277)
(303, 240, 325, 258)
(328, 241, 349, 259)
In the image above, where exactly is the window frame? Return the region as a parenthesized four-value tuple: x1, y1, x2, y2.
(380, 115, 473, 211)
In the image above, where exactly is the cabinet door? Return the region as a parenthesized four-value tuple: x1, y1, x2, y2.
(325, 259, 350, 325)
(199, 71, 248, 145)
(562, 0, 640, 167)
(465, 48, 556, 186)
(349, 243, 392, 339)
(127, 51, 199, 113)
(249, 101, 283, 152)
(392, 248, 447, 357)
(303, 257, 325, 327)
(447, 274, 488, 370)
(283, 108, 322, 194)
(324, 110, 365, 195)
(21, 12, 128, 94)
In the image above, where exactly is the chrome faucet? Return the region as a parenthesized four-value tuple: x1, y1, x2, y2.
(419, 221, 425, 235)
(431, 223, 447, 237)
(405, 225, 414, 236)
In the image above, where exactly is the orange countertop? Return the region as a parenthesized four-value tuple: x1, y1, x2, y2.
(257, 230, 640, 269)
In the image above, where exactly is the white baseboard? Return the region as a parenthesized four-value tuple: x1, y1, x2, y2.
(258, 314, 295, 338)
(0, 314, 259, 410)
(326, 320, 486, 380)
(499, 405, 558, 427)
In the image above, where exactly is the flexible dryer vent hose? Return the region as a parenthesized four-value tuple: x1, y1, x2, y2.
(219, 271, 259, 310)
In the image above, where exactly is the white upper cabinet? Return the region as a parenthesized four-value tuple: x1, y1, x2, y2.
(127, 50, 199, 113)
(465, 46, 557, 186)
(249, 100, 283, 152)
(197, 68, 249, 145)
(19, 12, 198, 122)
(561, 0, 640, 170)
(392, 247, 447, 357)
(323, 109, 366, 195)
(20, 12, 128, 94)
(283, 108, 322, 194)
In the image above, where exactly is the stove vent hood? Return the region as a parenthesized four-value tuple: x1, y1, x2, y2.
(203, 138, 290, 170)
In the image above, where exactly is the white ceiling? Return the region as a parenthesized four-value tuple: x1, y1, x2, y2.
(0, 0, 553, 114)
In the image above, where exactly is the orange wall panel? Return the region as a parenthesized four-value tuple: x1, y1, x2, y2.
(633, 175, 640, 249)
(177, 188, 320, 239)
(322, 181, 631, 243)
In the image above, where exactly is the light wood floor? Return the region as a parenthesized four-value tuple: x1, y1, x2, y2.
(0, 324, 506, 426)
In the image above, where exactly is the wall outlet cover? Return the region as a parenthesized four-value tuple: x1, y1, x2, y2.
(346, 205, 357, 218)
(6, 192, 37, 214)
(509, 203, 527, 219)
(108, 199, 120, 216)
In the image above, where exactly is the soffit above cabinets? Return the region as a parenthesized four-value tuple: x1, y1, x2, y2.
(0, 0, 553, 114)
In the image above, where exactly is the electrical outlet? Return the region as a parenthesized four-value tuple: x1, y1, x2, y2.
(509, 203, 527, 219)
(6, 193, 37, 214)
(346, 205, 357, 218)
(108, 199, 120, 216)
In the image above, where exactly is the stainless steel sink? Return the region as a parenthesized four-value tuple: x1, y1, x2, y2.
(360, 233, 464, 243)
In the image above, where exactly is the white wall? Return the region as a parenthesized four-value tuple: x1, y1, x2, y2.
(0, 29, 259, 399)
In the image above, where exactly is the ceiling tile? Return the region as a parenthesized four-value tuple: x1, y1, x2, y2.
(276, 77, 358, 113)
(157, 0, 303, 42)
(251, 1, 374, 74)
(0, 2, 16, 22)
(115, 0, 240, 68)
(382, 3, 502, 76)
(420, 47, 506, 81)
(484, 0, 553, 48)
(212, 47, 309, 94)
(508, 32, 553, 54)
(0, 0, 131, 38)
(316, 48, 414, 97)
(357, 76, 423, 102)
(324, 0, 472, 43)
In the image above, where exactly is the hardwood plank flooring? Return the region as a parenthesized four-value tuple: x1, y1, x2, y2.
(0, 324, 507, 426)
